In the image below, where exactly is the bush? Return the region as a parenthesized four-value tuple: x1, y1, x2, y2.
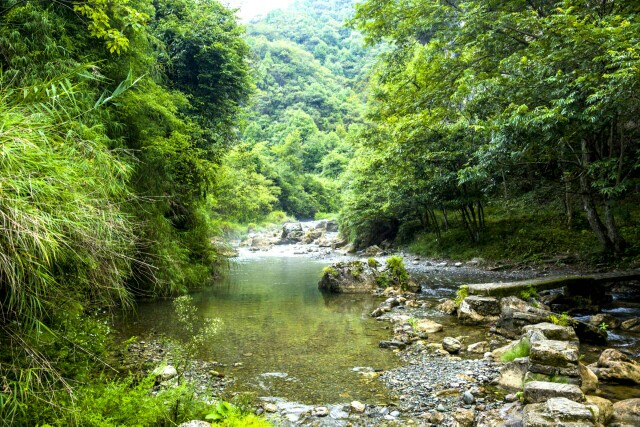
(501, 338, 532, 362)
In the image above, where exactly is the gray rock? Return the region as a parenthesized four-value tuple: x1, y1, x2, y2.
(462, 390, 475, 404)
(458, 296, 500, 325)
(612, 398, 640, 427)
(475, 401, 524, 427)
(390, 410, 400, 417)
(523, 397, 595, 426)
(495, 297, 552, 339)
(263, 403, 278, 413)
(522, 323, 578, 342)
(318, 261, 377, 293)
(529, 339, 579, 368)
(523, 381, 584, 404)
(443, 337, 462, 353)
(496, 358, 529, 391)
(379, 340, 406, 349)
(573, 320, 608, 345)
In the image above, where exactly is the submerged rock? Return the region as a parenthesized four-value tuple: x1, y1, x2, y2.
(621, 317, 640, 332)
(443, 337, 462, 354)
(588, 313, 621, 330)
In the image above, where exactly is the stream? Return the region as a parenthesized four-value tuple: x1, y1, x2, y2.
(117, 244, 640, 414)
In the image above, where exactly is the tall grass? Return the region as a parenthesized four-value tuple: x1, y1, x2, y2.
(0, 74, 136, 422)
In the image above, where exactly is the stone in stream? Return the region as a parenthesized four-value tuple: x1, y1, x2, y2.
(529, 339, 579, 368)
(279, 222, 304, 243)
(458, 296, 500, 325)
(612, 398, 640, 427)
(523, 381, 584, 404)
(436, 299, 457, 315)
(621, 317, 640, 332)
(442, 337, 462, 354)
(414, 319, 444, 334)
(350, 400, 366, 413)
(523, 397, 595, 426)
(317, 261, 377, 293)
(522, 322, 578, 342)
(591, 348, 640, 384)
(579, 363, 598, 394)
(495, 297, 552, 339)
(588, 313, 621, 330)
(311, 406, 329, 417)
(467, 341, 490, 354)
(462, 390, 475, 405)
(453, 408, 475, 426)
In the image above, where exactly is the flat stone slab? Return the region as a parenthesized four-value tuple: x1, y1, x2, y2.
(523, 323, 578, 342)
(466, 271, 640, 298)
(524, 397, 595, 426)
(524, 381, 584, 404)
(530, 340, 579, 368)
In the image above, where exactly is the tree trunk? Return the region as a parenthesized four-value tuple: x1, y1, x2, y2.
(604, 200, 626, 255)
(579, 139, 614, 253)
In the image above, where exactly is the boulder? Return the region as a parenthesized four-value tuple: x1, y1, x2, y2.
(364, 245, 383, 256)
(436, 299, 457, 315)
(325, 220, 339, 232)
(612, 398, 640, 427)
(415, 319, 444, 334)
(458, 296, 500, 325)
(443, 337, 462, 354)
(523, 381, 584, 404)
(280, 222, 304, 243)
(522, 323, 578, 342)
(585, 395, 613, 426)
(588, 313, 621, 330)
(573, 320, 608, 345)
(496, 358, 529, 391)
(528, 340, 580, 379)
(318, 261, 377, 293)
(621, 317, 640, 332)
(495, 297, 552, 339)
(154, 365, 178, 381)
(529, 340, 579, 368)
(467, 341, 490, 354)
(523, 397, 595, 426)
(595, 348, 640, 384)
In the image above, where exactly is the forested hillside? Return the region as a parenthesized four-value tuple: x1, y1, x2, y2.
(214, 0, 381, 220)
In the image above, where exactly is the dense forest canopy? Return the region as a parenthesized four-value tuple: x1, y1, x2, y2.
(341, 0, 640, 256)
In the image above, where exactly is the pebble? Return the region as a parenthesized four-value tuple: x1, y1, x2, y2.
(462, 391, 475, 405)
(350, 400, 365, 413)
(391, 410, 400, 417)
(263, 403, 278, 413)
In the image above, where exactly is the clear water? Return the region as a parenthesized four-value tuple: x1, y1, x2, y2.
(117, 252, 399, 404)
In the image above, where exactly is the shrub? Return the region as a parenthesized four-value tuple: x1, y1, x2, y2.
(455, 286, 469, 307)
(547, 312, 576, 327)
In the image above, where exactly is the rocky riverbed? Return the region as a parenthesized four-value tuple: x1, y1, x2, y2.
(135, 221, 640, 426)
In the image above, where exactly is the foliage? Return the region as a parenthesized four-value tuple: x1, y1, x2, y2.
(323, 266, 339, 278)
(547, 313, 577, 328)
(206, 401, 271, 426)
(345, 0, 640, 256)
(367, 258, 380, 268)
(375, 256, 411, 290)
(520, 286, 539, 301)
(599, 322, 608, 332)
(407, 317, 417, 333)
(455, 286, 469, 307)
(501, 338, 532, 362)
